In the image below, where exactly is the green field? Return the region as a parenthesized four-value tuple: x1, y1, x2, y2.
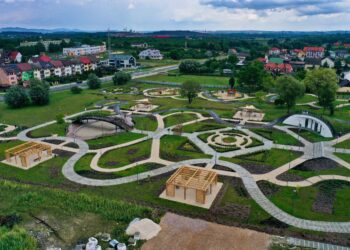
(251, 128, 302, 146)
(133, 115, 158, 131)
(335, 139, 350, 149)
(29, 123, 68, 138)
(182, 119, 227, 133)
(139, 74, 230, 86)
(222, 149, 302, 169)
(87, 132, 145, 149)
(99, 140, 152, 169)
(164, 113, 198, 127)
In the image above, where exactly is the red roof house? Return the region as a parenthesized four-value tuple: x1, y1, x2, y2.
(79, 57, 91, 64)
(265, 63, 293, 74)
(50, 60, 64, 68)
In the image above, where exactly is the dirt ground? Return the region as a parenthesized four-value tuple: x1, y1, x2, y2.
(142, 213, 272, 250)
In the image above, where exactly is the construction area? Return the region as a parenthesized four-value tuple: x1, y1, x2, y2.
(160, 166, 223, 209)
(3, 141, 53, 169)
(233, 105, 265, 122)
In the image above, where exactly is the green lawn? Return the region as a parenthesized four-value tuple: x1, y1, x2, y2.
(133, 115, 158, 131)
(139, 74, 230, 86)
(334, 153, 350, 164)
(87, 132, 145, 149)
(160, 135, 210, 161)
(98, 140, 152, 169)
(335, 139, 350, 149)
(182, 119, 227, 133)
(295, 129, 333, 143)
(164, 113, 198, 127)
(74, 153, 164, 179)
(286, 166, 350, 179)
(296, 94, 318, 104)
(268, 181, 350, 221)
(251, 128, 302, 146)
(0, 89, 104, 127)
(222, 149, 302, 169)
(28, 123, 68, 138)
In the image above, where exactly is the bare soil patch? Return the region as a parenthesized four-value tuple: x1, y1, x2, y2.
(142, 213, 272, 250)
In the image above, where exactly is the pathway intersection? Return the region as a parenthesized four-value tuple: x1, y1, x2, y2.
(2, 100, 350, 233)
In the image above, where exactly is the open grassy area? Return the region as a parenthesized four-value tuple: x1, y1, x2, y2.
(98, 140, 152, 169)
(133, 115, 158, 131)
(335, 139, 350, 149)
(286, 166, 350, 179)
(0, 89, 105, 127)
(222, 149, 302, 169)
(164, 113, 198, 127)
(139, 74, 230, 86)
(268, 180, 350, 221)
(334, 152, 350, 164)
(87, 132, 145, 149)
(0, 140, 23, 161)
(251, 128, 302, 146)
(296, 94, 318, 104)
(28, 123, 68, 138)
(74, 153, 164, 179)
(160, 135, 210, 161)
(182, 119, 227, 133)
(290, 129, 333, 143)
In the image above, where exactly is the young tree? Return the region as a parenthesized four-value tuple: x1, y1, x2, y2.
(29, 79, 50, 106)
(334, 59, 343, 75)
(4, 86, 30, 108)
(304, 68, 338, 114)
(180, 81, 201, 104)
(237, 61, 265, 94)
(179, 60, 201, 74)
(228, 76, 235, 89)
(87, 73, 101, 89)
(276, 76, 305, 113)
(113, 71, 131, 85)
(70, 86, 83, 94)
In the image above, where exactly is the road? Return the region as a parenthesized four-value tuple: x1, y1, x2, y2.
(49, 64, 179, 92)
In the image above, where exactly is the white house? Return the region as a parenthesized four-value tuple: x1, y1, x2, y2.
(109, 54, 137, 68)
(321, 57, 335, 68)
(139, 49, 163, 60)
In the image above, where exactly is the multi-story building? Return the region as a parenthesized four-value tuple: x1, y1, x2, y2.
(17, 63, 33, 82)
(303, 47, 325, 59)
(63, 44, 106, 57)
(265, 63, 293, 75)
(139, 49, 163, 60)
(269, 48, 281, 56)
(50, 60, 64, 77)
(20, 39, 71, 51)
(131, 43, 149, 49)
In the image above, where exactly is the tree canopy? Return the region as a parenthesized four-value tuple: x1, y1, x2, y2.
(180, 81, 201, 104)
(237, 61, 265, 94)
(29, 79, 50, 106)
(304, 68, 338, 114)
(87, 73, 101, 89)
(4, 86, 30, 109)
(276, 76, 305, 113)
(113, 71, 131, 85)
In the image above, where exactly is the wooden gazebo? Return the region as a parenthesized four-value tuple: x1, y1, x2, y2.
(5, 141, 52, 168)
(166, 166, 218, 204)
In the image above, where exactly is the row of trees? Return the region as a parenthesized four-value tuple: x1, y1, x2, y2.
(86, 71, 132, 90)
(5, 79, 50, 108)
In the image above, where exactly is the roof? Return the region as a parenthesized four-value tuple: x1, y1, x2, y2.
(110, 54, 134, 60)
(38, 55, 51, 62)
(1, 64, 18, 74)
(339, 79, 350, 88)
(8, 51, 20, 61)
(50, 60, 64, 68)
(257, 58, 267, 63)
(166, 166, 217, 192)
(270, 47, 280, 51)
(303, 47, 325, 52)
(17, 63, 32, 72)
(305, 58, 322, 65)
(39, 61, 52, 69)
(61, 60, 74, 66)
(79, 57, 91, 64)
(265, 63, 293, 73)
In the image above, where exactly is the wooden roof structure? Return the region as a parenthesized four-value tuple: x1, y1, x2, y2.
(167, 166, 217, 191)
(166, 166, 218, 204)
(5, 141, 52, 168)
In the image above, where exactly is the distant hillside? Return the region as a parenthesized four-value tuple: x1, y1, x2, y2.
(0, 27, 83, 34)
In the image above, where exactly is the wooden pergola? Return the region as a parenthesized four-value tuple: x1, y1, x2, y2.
(5, 142, 52, 168)
(166, 166, 218, 204)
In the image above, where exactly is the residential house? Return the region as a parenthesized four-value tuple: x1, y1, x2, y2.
(228, 48, 238, 55)
(303, 47, 325, 59)
(321, 57, 335, 68)
(304, 58, 322, 69)
(131, 43, 149, 49)
(28, 54, 51, 64)
(8, 51, 22, 63)
(330, 50, 349, 59)
(236, 52, 249, 66)
(50, 60, 64, 77)
(265, 63, 293, 75)
(109, 54, 136, 68)
(79, 57, 94, 72)
(269, 48, 281, 56)
(0, 65, 18, 87)
(290, 61, 305, 71)
(138, 49, 163, 60)
(17, 63, 33, 83)
(61, 60, 74, 76)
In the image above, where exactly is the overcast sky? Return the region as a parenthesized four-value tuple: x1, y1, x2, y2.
(0, 0, 349, 31)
